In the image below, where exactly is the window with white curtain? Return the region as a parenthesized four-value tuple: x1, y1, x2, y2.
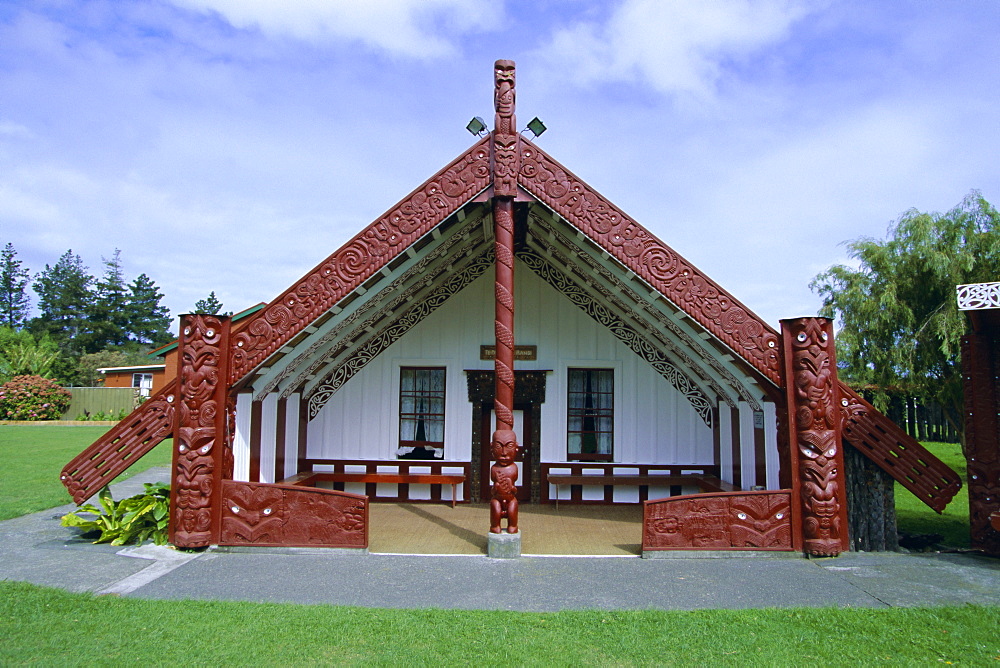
(132, 372, 154, 397)
(567, 368, 614, 461)
(397, 367, 446, 459)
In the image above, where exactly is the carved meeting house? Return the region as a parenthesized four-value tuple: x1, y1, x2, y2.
(62, 61, 962, 555)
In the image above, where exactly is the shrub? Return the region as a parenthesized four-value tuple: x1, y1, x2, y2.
(61, 482, 170, 546)
(0, 375, 72, 421)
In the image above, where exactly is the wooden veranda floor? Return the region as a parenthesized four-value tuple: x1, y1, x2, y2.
(368, 503, 643, 555)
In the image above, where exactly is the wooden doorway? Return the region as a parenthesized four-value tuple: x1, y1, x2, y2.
(466, 370, 547, 503)
(479, 405, 533, 502)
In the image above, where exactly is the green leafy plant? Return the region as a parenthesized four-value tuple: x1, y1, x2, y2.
(61, 482, 170, 546)
(0, 374, 71, 420)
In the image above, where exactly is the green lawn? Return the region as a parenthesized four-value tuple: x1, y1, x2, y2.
(0, 425, 172, 520)
(0, 430, 992, 664)
(0, 581, 997, 666)
(894, 441, 971, 548)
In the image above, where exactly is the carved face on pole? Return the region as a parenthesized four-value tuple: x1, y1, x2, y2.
(490, 429, 520, 465)
(494, 60, 515, 117)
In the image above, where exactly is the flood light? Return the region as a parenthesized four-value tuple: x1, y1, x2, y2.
(524, 117, 547, 138)
(466, 116, 487, 136)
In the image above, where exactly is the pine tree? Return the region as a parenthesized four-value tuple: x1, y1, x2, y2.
(127, 273, 172, 345)
(0, 243, 31, 328)
(31, 249, 94, 353)
(87, 249, 131, 350)
(194, 291, 224, 315)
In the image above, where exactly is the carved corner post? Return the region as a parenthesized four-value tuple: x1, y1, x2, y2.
(961, 306, 1000, 555)
(780, 317, 849, 556)
(170, 314, 231, 549)
(489, 59, 521, 535)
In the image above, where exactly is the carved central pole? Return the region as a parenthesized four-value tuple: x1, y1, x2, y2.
(489, 59, 521, 536)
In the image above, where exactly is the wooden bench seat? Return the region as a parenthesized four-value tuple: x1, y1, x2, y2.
(543, 464, 737, 506)
(281, 467, 466, 508)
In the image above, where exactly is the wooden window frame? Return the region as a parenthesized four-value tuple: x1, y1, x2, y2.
(398, 366, 446, 458)
(566, 367, 614, 462)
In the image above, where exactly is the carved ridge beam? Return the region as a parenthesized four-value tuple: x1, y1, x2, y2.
(521, 234, 736, 408)
(229, 138, 492, 384)
(280, 230, 490, 401)
(529, 209, 768, 411)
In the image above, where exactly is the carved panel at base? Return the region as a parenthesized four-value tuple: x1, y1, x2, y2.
(220, 481, 368, 548)
(643, 491, 793, 550)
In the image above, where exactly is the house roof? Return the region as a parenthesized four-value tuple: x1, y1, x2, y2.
(62, 59, 961, 512)
(97, 365, 166, 373)
(217, 60, 959, 511)
(227, 135, 781, 427)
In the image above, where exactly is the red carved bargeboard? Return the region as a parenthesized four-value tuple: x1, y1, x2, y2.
(229, 138, 491, 383)
(60, 380, 177, 505)
(643, 491, 793, 551)
(515, 141, 960, 513)
(220, 481, 368, 548)
(517, 143, 782, 386)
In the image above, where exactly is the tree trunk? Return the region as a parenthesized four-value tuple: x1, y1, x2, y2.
(845, 442, 898, 551)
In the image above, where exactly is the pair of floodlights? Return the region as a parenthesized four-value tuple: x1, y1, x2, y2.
(466, 116, 547, 139)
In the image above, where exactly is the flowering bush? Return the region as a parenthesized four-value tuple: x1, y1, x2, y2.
(0, 375, 72, 421)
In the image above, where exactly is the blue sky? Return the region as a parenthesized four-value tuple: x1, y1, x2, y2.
(2, 0, 998, 332)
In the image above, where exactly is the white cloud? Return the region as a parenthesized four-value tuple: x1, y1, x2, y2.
(168, 0, 502, 58)
(0, 121, 34, 139)
(536, 0, 817, 97)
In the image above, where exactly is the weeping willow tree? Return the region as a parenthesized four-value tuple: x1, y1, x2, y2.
(811, 191, 1000, 449)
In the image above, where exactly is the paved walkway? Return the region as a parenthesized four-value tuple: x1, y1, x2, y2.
(3, 468, 999, 611)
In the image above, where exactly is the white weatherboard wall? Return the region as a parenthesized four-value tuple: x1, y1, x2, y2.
(308, 259, 715, 466)
(233, 392, 252, 482)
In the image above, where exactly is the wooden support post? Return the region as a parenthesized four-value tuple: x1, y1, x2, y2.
(962, 310, 1000, 555)
(489, 59, 521, 536)
(730, 405, 742, 488)
(170, 314, 231, 549)
(780, 317, 849, 557)
(275, 396, 288, 483)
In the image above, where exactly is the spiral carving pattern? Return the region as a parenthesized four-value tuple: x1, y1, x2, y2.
(493, 197, 516, 431)
(307, 251, 494, 417)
